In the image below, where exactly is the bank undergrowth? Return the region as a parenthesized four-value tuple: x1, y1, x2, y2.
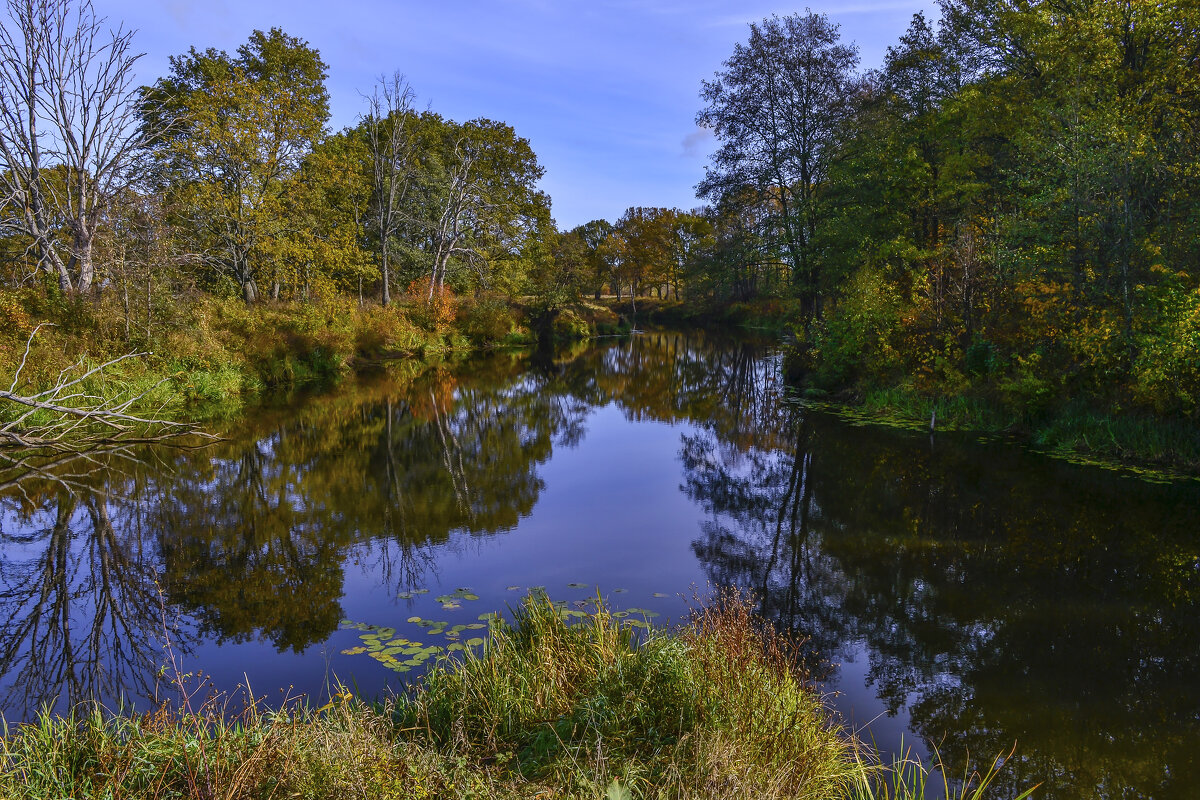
(0, 287, 617, 435)
(0, 593, 1028, 800)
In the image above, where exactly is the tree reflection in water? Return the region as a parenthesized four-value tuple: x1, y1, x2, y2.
(0, 455, 188, 718)
(680, 364, 1200, 800)
(0, 334, 1197, 799)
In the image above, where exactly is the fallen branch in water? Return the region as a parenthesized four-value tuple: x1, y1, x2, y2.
(1, 324, 216, 450)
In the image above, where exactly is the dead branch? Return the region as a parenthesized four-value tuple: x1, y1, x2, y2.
(1, 325, 217, 450)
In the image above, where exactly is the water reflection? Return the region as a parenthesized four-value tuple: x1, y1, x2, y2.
(684, 397, 1200, 799)
(0, 473, 184, 718)
(0, 332, 1198, 799)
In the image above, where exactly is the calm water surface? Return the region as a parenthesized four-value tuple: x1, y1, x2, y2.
(1, 332, 1198, 799)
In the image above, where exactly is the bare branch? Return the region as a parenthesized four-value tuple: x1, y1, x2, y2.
(1, 327, 217, 450)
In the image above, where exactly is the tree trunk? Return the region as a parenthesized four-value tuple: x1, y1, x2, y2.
(381, 246, 391, 306)
(73, 235, 95, 295)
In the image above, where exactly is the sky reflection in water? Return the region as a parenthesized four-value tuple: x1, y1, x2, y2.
(1, 331, 1198, 799)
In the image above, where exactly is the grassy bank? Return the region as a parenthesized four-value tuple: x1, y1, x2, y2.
(0, 593, 1025, 800)
(794, 381, 1200, 480)
(0, 288, 618, 434)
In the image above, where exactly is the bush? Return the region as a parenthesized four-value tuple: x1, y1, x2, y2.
(458, 293, 519, 344)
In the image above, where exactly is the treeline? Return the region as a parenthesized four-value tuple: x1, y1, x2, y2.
(0, 7, 553, 311)
(686, 0, 1200, 423)
(3, 0, 1198, 436)
(0, 1, 594, 411)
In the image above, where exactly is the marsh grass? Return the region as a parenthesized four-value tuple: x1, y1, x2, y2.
(849, 743, 1039, 800)
(0, 593, 1030, 799)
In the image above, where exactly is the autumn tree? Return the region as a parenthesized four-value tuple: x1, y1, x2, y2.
(613, 206, 674, 299)
(141, 28, 330, 303)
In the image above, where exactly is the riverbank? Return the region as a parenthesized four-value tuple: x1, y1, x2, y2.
(0, 288, 622, 435)
(792, 383, 1200, 482)
(0, 593, 1022, 800)
(591, 296, 1199, 478)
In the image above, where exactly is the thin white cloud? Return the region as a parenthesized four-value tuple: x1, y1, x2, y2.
(681, 126, 714, 157)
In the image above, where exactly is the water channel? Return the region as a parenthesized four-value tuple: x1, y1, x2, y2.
(1, 331, 1197, 799)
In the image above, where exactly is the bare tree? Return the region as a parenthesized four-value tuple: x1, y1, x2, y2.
(0, 0, 145, 295)
(363, 71, 416, 306)
(427, 136, 478, 300)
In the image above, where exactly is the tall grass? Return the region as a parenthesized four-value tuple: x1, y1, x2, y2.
(849, 743, 1039, 800)
(404, 590, 855, 799)
(0, 593, 1031, 799)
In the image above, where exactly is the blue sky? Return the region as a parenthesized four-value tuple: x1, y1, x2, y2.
(107, 0, 935, 229)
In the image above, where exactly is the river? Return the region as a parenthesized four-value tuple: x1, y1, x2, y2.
(1, 331, 1197, 799)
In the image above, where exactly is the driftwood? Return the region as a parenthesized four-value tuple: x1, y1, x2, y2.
(1, 324, 216, 450)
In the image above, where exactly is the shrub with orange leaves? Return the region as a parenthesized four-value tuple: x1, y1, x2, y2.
(405, 276, 457, 331)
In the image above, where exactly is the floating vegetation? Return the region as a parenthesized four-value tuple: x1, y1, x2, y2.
(432, 587, 481, 609)
(341, 589, 668, 676)
(338, 622, 443, 673)
(396, 588, 430, 600)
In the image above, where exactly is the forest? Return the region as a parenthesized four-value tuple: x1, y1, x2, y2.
(1, 0, 1197, 466)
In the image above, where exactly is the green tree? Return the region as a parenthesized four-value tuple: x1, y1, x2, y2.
(398, 113, 549, 300)
(697, 13, 859, 321)
(141, 28, 330, 303)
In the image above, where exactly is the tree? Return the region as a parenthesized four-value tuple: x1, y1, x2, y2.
(570, 219, 614, 299)
(141, 28, 330, 303)
(697, 12, 858, 320)
(0, 0, 145, 295)
(403, 113, 548, 300)
(363, 71, 416, 306)
(613, 206, 674, 299)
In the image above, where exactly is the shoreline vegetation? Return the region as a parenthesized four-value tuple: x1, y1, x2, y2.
(0, 592, 1031, 800)
(3, 291, 1196, 480)
(599, 298, 1200, 480)
(0, 288, 623, 437)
